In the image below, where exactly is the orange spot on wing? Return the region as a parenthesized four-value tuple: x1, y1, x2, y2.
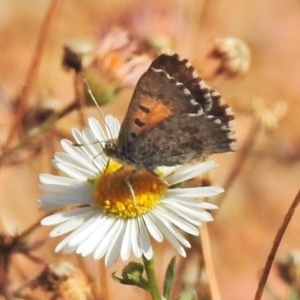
(131, 96, 172, 134)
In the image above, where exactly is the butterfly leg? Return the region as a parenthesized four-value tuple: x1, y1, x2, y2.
(150, 169, 170, 186)
(74, 141, 107, 172)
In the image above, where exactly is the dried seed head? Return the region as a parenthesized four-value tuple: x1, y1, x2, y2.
(277, 251, 300, 290)
(209, 37, 251, 77)
(63, 40, 95, 72)
(252, 98, 288, 130)
(34, 261, 92, 299)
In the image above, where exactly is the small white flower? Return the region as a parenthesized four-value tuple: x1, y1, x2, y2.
(39, 116, 223, 266)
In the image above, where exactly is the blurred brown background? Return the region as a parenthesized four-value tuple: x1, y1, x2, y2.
(1, 0, 300, 299)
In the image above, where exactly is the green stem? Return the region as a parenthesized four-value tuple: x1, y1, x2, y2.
(142, 255, 161, 300)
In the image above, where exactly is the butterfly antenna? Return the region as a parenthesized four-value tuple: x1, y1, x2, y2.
(82, 78, 114, 139)
(83, 79, 106, 120)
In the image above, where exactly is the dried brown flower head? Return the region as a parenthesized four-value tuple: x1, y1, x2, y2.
(209, 37, 251, 77)
(33, 261, 92, 299)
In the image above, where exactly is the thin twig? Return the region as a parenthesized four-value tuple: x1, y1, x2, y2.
(99, 260, 110, 300)
(2, 0, 62, 159)
(218, 119, 261, 205)
(74, 73, 86, 126)
(253, 188, 300, 300)
(201, 223, 221, 300)
(0, 101, 78, 165)
(18, 215, 47, 239)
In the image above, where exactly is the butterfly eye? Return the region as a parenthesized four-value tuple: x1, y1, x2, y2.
(105, 139, 116, 148)
(103, 139, 117, 156)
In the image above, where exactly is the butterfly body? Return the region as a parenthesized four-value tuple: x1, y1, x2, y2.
(104, 54, 235, 169)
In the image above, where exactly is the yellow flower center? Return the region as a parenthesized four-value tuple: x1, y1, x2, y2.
(94, 161, 168, 219)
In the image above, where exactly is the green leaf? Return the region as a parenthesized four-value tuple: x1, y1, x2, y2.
(112, 261, 149, 290)
(163, 257, 176, 299)
(288, 287, 300, 300)
(176, 289, 198, 300)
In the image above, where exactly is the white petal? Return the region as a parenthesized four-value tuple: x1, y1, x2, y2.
(53, 149, 98, 178)
(60, 244, 77, 254)
(39, 192, 91, 207)
(105, 115, 120, 139)
(197, 202, 218, 210)
(60, 139, 91, 161)
(88, 117, 108, 142)
(77, 217, 115, 256)
(39, 181, 92, 197)
(59, 139, 106, 174)
(161, 201, 212, 225)
(41, 207, 93, 225)
(156, 219, 191, 250)
(39, 174, 80, 185)
(56, 143, 97, 170)
(150, 213, 187, 257)
(166, 186, 223, 198)
(166, 161, 218, 185)
(154, 206, 199, 235)
(38, 200, 62, 211)
(167, 202, 213, 223)
(137, 217, 153, 259)
(155, 166, 178, 177)
(55, 152, 99, 174)
(68, 215, 105, 247)
(162, 197, 218, 210)
(78, 128, 106, 161)
(130, 219, 142, 258)
(105, 222, 126, 266)
(53, 162, 95, 180)
(54, 161, 92, 181)
(93, 219, 123, 260)
(71, 127, 90, 146)
(50, 216, 89, 236)
(55, 233, 76, 253)
(71, 127, 104, 161)
(142, 214, 163, 242)
(49, 211, 95, 237)
(120, 219, 134, 261)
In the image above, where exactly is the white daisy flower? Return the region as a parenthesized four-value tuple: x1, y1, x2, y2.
(39, 115, 223, 266)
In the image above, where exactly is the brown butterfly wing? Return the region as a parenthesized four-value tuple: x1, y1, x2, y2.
(150, 54, 213, 110)
(106, 54, 235, 169)
(117, 66, 202, 146)
(130, 113, 235, 168)
(150, 54, 234, 128)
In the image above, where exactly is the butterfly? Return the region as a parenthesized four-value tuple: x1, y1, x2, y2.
(104, 53, 235, 169)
